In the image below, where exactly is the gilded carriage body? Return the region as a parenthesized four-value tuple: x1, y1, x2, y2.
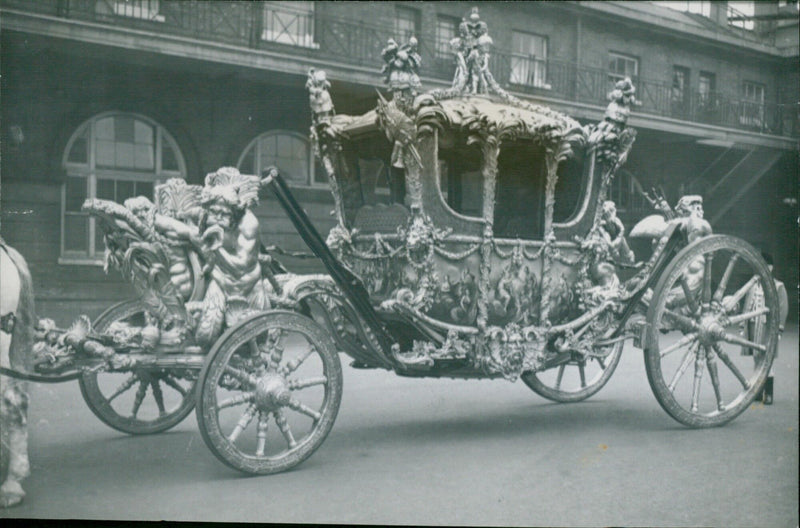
(305, 46, 639, 381)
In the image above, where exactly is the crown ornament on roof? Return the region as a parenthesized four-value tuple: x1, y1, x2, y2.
(450, 7, 494, 95)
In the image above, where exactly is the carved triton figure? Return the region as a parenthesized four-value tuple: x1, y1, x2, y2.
(167, 167, 276, 346)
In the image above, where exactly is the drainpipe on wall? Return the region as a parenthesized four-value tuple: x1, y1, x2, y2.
(576, 15, 582, 69)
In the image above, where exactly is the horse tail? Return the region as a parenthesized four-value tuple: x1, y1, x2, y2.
(2, 243, 36, 372)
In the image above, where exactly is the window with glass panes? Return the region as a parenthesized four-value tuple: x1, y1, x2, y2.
(608, 52, 638, 85)
(111, 0, 164, 21)
(237, 131, 322, 187)
(61, 113, 185, 263)
(672, 66, 690, 105)
(510, 31, 548, 88)
(741, 81, 765, 126)
(698, 71, 715, 103)
(436, 15, 459, 59)
(395, 6, 420, 42)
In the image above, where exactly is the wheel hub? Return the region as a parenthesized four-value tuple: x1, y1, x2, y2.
(254, 373, 290, 411)
(696, 312, 724, 346)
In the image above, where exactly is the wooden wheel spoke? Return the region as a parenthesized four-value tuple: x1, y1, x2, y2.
(705, 347, 724, 411)
(265, 330, 285, 372)
(248, 339, 268, 370)
(107, 374, 139, 403)
(555, 364, 566, 390)
(280, 345, 318, 376)
(669, 342, 698, 393)
(726, 307, 770, 326)
(713, 255, 739, 302)
(723, 276, 759, 313)
(228, 404, 257, 443)
(596, 357, 607, 370)
(150, 379, 166, 415)
(286, 396, 322, 422)
(274, 409, 298, 449)
(660, 333, 698, 358)
(678, 276, 699, 314)
(719, 331, 766, 352)
(248, 339, 260, 357)
(286, 376, 328, 391)
(131, 380, 148, 418)
(712, 343, 750, 389)
(690, 346, 706, 412)
(223, 365, 258, 388)
(702, 254, 713, 304)
(662, 309, 698, 331)
(217, 392, 254, 410)
(160, 375, 189, 397)
(578, 363, 587, 388)
(255, 412, 270, 457)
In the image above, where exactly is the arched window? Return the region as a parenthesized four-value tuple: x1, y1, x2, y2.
(237, 130, 323, 187)
(60, 112, 186, 263)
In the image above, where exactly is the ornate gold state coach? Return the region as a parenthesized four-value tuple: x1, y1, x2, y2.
(3, 8, 781, 475)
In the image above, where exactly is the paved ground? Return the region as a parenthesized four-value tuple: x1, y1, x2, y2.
(2, 328, 798, 526)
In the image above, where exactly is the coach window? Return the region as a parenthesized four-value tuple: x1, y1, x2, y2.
(238, 130, 323, 187)
(60, 112, 186, 264)
(438, 143, 483, 219)
(493, 141, 547, 239)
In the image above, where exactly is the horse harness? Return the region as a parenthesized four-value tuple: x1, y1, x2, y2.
(1, 239, 17, 334)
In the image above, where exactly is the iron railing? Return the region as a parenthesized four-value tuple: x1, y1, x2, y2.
(2, 0, 795, 137)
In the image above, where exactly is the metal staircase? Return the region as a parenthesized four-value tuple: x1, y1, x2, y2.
(686, 146, 784, 224)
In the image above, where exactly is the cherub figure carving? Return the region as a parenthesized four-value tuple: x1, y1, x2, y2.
(599, 200, 635, 264)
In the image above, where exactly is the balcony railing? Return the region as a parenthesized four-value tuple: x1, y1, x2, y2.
(2, 0, 796, 137)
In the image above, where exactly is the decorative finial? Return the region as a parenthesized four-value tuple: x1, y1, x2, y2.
(306, 68, 335, 124)
(586, 76, 638, 153)
(604, 77, 637, 127)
